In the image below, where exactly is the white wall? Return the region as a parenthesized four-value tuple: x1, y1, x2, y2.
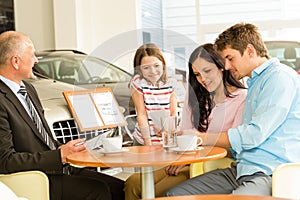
(14, 0, 55, 51)
(52, 0, 78, 50)
(14, 0, 140, 54)
(76, 0, 141, 53)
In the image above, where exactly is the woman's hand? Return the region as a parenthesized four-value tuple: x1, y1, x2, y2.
(165, 165, 187, 176)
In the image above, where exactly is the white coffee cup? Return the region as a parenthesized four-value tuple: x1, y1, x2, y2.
(176, 135, 202, 150)
(102, 136, 122, 152)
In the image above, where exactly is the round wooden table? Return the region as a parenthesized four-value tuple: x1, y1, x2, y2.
(144, 194, 291, 200)
(67, 145, 227, 199)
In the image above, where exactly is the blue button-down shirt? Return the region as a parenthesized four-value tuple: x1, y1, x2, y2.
(228, 58, 300, 178)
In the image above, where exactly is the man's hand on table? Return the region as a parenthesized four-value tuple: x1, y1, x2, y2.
(59, 139, 87, 163)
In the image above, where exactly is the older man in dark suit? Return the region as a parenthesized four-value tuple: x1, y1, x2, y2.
(0, 31, 124, 200)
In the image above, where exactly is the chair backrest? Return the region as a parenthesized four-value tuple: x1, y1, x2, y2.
(0, 171, 50, 200)
(123, 114, 136, 141)
(281, 47, 297, 69)
(284, 47, 297, 60)
(58, 61, 77, 84)
(272, 163, 300, 199)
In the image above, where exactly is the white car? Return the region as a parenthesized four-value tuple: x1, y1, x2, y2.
(265, 40, 300, 74)
(26, 74, 116, 144)
(33, 50, 135, 115)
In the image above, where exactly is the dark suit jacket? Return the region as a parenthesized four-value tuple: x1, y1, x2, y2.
(0, 80, 64, 195)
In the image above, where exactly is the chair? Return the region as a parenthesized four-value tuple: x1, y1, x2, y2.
(272, 163, 300, 199)
(0, 170, 50, 200)
(282, 47, 297, 69)
(190, 158, 234, 178)
(284, 47, 297, 61)
(124, 114, 137, 142)
(58, 61, 77, 84)
(0, 181, 25, 200)
(190, 162, 204, 178)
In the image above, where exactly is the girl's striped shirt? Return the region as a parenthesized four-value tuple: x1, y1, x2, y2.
(130, 74, 176, 145)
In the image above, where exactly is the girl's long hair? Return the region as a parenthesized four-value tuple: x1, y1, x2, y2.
(188, 43, 245, 132)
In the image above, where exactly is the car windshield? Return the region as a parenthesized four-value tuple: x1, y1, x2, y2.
(34, 55, 132, 84)
(265, 41, 300, 72)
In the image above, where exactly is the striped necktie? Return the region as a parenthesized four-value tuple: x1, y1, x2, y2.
(18, 86, 56, 150)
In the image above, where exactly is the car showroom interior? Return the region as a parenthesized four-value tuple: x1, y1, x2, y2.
(1, 0, 300, 200)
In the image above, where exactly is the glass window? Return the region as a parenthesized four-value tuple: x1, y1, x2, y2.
(0, 0, 15, 33)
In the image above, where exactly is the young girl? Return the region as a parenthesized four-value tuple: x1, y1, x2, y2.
(130, 43, 177, 146)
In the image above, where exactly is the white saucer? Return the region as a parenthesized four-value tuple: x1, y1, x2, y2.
(169, 147, 204, 154)
(97, 147, 129, 155)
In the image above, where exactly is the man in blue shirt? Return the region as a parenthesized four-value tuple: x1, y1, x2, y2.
(166, 23, 300, 196)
